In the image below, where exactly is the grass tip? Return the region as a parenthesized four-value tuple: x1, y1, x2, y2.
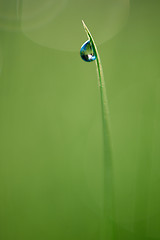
(82, 20, 87, 30)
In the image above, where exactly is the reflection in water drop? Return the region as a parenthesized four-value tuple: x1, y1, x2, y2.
(21, 0, 130, 51)
(80, 40, 96, 62)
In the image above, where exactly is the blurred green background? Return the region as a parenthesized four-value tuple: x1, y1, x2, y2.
(0, 0, 160, 239)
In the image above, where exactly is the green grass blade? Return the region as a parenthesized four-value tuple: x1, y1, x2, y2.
(82, 20, 116, 240)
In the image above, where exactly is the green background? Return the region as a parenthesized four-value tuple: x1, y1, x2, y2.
(0, 0, 160, 239)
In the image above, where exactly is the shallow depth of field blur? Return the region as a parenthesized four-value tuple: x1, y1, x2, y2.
(0, 0, 160, 240)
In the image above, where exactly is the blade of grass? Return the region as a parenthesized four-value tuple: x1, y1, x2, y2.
(82, 20, 116, 240)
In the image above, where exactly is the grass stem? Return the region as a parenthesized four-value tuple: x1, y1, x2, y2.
(82, 20, 116, 240)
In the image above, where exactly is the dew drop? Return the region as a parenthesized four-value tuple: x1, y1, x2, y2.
(80, 40, 96, 62)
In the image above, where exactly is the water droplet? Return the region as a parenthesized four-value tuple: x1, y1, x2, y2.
(80, 40, 96, 62)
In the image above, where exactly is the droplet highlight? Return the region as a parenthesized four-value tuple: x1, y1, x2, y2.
(80, 40, 96, 62)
